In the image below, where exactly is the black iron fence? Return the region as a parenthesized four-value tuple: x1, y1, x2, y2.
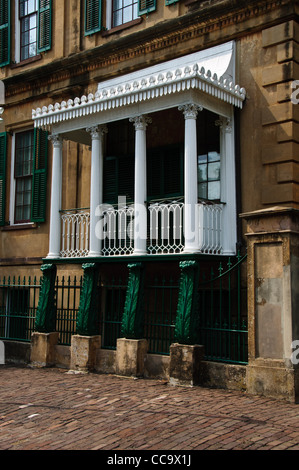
(0, 276, 41, 342)
(0, 254, 248, 364)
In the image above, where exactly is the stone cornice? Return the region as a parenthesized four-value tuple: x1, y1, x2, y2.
(3, 0, 295, 101)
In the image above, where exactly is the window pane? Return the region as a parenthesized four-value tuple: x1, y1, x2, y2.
(113, 10, 122, 27)
(208, 162, 220, 181)
(23, 205, 31, 221)
(208, 181, 220, 200)
(198, 164, 207, 183)
(27, 0, 37, 14)
(198, 183, 207, 200)
(123, 6, 132, 23)
(198, 154, 207, 164)
(208, 151, 220, 162)
(114, 0, 123, 8)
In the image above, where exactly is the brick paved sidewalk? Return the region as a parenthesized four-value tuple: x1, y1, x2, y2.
(0, 365, 299, 452)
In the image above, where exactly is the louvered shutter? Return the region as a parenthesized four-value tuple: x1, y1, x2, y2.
(103, 157, 117, 204)
(0, 0, 10, 67)
(165, 0, 179, 5)
(37, 0, 52, 52)
(118, 155, 134, 203)
(0, 132, 7, 226)
(31, 128, 48, 223)
(147, 149, 161, 200)
(138, 0, 156, 15)
(85, 0, 102, 36)
(163, 144, 183, 197)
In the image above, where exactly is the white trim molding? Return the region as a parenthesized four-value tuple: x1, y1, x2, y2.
(32, 42, 246, 131)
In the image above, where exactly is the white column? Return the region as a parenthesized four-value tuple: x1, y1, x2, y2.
(47, 134, 63, 259)
(130, 115, 152, 255)
(86, 125, 107, 257)
(217, 115, 237, 255)
(179, 103, 202, 254)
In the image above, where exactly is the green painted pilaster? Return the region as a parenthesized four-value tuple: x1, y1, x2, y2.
(35, 264, 57, 333)
(76, 263, 100, 336)
(174, 260, 200, 345)
(121, 263, 145, 339)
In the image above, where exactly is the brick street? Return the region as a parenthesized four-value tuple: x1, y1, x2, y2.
(0, 365, 299, 452)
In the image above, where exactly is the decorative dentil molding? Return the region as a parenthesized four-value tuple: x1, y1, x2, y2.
(32, 62, 246, 130)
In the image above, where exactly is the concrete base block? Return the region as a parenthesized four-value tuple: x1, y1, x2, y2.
(169, 343, 204, 387)
(246, 359, 299, 403)
(116, 338, 148, 377)
(30, 332, 59, 367)
(70, 335, 101, 372)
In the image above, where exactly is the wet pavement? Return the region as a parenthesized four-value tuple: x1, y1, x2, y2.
(0, 365, 299, 454)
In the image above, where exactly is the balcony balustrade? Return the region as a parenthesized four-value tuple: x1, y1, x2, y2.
(59, 200, 223, 258)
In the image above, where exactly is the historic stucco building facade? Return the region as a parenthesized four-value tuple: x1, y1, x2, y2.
(1, 0, 299, 402)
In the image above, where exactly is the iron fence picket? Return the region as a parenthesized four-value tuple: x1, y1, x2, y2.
(198, 252, 248, 365)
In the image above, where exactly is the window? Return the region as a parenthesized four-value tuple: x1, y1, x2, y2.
(112, 0, 139, 28)
(5, 128, 49, 225)
(197, 110, 221, 201)
(19, 0, 38, 61)
(14, 131, 34, 222)
(0, 132, 7, 226)
(0, 0, 52, 67)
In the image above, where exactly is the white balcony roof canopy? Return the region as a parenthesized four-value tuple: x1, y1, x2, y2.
(32, 41, 246, 139)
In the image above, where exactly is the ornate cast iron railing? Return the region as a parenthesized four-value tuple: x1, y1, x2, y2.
(60, 208, 90, 258)
(59, 200, 223, 257)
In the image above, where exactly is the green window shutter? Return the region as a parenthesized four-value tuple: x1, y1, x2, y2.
(31, 128, 48, 223)
(103, 156, 117, 204)
(165, 0, 179, 5)
(85, 0, 102, 36)
(118, 155, 134, 203)
(103, 155, 134, 204)
(147, 144, 183, 201)
(37, 0, 52, 52)
(0, 132, 7, 226)
(0, 0, 10, 67)
(138, 0, 156, 15)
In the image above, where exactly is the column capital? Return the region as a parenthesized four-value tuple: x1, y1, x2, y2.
(215, 117, 232, 133)
(86, 125, 108, 140)
(129, 115, 152, 131)
(48, 134, 63, 147)
(179, 103, 203, 120)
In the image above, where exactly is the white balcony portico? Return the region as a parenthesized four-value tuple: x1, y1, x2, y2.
(32, 41, 246, 260)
